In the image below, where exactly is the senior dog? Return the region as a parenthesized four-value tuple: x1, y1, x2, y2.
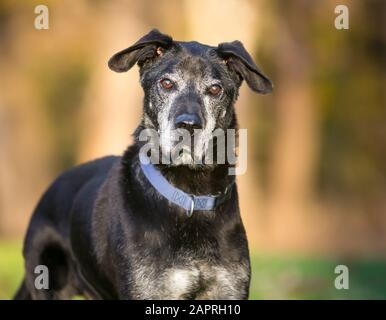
(14, 29, 272, 300)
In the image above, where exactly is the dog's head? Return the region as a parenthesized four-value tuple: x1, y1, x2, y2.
(109, 29, 272, 166)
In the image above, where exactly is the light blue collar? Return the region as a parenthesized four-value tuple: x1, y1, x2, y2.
(140, 161, 233, 217)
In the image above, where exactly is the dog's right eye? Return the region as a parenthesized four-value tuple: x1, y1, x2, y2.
(160, 78, 174, 90)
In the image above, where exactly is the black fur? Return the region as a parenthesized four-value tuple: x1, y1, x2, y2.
(15, 29, 272, 300)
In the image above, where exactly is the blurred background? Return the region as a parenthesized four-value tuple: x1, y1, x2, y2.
(0, 0, 386, 299)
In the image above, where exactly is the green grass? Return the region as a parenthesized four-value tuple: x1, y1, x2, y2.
(249, 253, 386, 299)
(1, 241, 386, 299)
(0, 241, 24, 299)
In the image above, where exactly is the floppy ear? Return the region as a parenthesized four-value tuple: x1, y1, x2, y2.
(216, 41, 273, 94)
(108, 29, 173, 72)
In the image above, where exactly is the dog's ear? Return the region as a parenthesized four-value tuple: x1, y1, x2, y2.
(216, 41, 273, 94)
(108, 29, 173, 72)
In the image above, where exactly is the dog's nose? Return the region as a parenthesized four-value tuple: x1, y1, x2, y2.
(174, 113, 202, 134)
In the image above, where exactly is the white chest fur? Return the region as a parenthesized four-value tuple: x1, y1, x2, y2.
(131, 261, 249, 299)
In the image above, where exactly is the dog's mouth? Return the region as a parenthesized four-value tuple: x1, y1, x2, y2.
(167, 130, 205, 166)
(173, 145, 194, 165)
(153, 126, 212, 167)
(140, 126, 232, 168)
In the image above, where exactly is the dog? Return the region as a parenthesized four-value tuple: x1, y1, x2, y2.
(14, 29, 272, 300)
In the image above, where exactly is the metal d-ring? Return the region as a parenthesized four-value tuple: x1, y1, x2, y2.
(186, 196, 194, 217)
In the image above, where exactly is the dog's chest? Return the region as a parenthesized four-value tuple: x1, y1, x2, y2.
(131, 259, 249, 299)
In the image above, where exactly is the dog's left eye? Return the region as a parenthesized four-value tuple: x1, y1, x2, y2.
(160, 78, 174, 90)
(207, 84, 222, 96)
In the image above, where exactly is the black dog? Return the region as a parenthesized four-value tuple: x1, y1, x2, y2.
(14, 29, 272, 300)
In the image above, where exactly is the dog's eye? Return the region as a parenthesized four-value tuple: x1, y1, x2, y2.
(160, 78, 174, 90)
(207, 84, 222, 96)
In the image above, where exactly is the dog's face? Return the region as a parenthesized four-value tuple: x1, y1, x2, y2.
(109, 29, 272, 166)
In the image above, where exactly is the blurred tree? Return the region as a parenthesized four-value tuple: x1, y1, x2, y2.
(316, 0, 386, 202)
(262, 0, 319, 250)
